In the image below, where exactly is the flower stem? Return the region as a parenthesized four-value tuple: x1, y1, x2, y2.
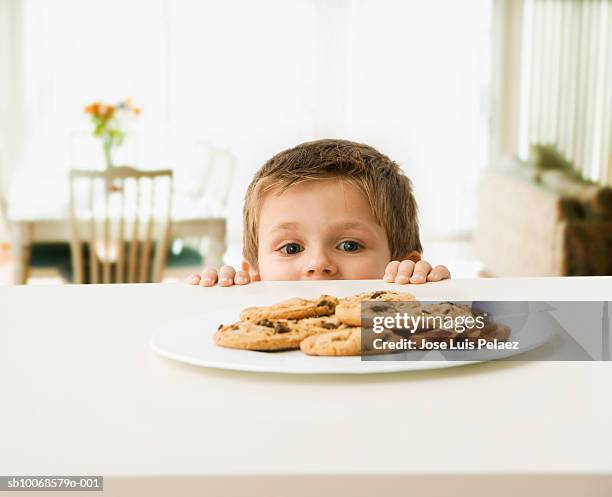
(103, 140, 113, 170)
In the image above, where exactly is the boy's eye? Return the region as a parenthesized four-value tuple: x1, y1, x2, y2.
(337, 240, 362, 252)
(279, 243, 304, 255)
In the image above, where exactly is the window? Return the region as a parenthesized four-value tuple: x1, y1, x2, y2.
(517, 0, 611, 185)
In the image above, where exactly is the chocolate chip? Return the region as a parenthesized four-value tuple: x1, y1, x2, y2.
(217, 324, 223, 330)
(321, 322, 339, 329)
(257, 319, 274, 328)
(274, 323, 291, 334)
(317, 299, 329, 307)
(371, 305, 390, 313)
(370, 291, 386, 299)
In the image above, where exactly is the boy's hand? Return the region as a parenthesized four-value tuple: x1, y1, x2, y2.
(383, 260, 450, 284)
(187, 266, 254, 287)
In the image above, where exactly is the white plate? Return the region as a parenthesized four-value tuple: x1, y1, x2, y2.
(150, 308, 556, 375)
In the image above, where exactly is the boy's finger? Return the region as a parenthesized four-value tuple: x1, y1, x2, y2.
(218, 266, 236, 287)
(199, 267, 218, 286)
(395, 260, 415, 284)
(187, 274, 200, 285)
(248, 266, 261, 282)
(234, 270, 250, 285)
(426, 265, 451, 282)
(383, 261, 400, 282)
(410, 261, 432, 284)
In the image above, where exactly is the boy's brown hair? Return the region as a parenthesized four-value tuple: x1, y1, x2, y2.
(243, 138, 422, 265)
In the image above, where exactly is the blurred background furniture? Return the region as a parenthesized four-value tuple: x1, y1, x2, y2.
(3, 139, 236, 284)
(7, 162, 229, 284)
(69, 166, 173, 283)
(475, 156, 612, 276)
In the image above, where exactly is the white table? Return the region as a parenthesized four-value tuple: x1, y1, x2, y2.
(1, 277, 611, 497)
(5, 171, 226, 283)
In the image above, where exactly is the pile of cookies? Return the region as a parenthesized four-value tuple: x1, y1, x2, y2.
(213, 290, 510, 357)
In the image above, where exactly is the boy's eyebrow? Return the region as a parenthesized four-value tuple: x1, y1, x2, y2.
(268, 220, 374, 233)
(331, 221, 373, 231)
(268, 222, 301, 232)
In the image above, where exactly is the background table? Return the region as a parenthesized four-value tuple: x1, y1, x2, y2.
(5, 170, 226, 283)
(1, 277, 611, 496)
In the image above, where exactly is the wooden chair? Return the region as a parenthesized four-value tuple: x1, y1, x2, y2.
(69, 166, 173, 284)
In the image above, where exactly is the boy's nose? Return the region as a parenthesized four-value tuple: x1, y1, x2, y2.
(303, 254, 338, 279)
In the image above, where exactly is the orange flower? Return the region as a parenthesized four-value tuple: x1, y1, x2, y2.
(84, 99, 140, 119)
(84, 102, 101, 116)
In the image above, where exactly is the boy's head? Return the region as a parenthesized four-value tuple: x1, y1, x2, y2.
(243, 139, 422, 280)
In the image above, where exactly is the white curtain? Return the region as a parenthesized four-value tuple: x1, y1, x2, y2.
(518, 0, 611, 185)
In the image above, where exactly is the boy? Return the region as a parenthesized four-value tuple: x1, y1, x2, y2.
(188, 139, 450, 286)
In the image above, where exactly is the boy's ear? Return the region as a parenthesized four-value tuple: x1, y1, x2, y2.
(241, 260, 261, 281)
(402, 251, 421, 263)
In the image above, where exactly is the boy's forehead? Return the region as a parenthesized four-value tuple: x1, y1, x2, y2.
(260, 179, 365, 209)
(260, 177, 364, 203)
(256, 178, 383, 235)
(251, 177, 393, 258)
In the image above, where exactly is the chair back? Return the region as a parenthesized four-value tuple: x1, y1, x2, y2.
(69, 166, 173, 283)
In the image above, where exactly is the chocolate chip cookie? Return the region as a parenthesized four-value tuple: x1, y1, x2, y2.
(335, 290, 416, 326)
(407, 328, 457, 349)
(300, 327, 403, 356)
(299, 327, 362, 356)
(214, 319, 315, 351)
(297, 315, 348, 334)
(418, 302, 478, 335)
(240, 295, 339, 322)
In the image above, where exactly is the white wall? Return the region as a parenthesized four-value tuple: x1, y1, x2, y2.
(0, 0, 21, 243)
(342, 0, 491, 239)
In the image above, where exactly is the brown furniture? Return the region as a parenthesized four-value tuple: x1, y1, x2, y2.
(475, 167, 612, 276)
(69, 166, 173, 283)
